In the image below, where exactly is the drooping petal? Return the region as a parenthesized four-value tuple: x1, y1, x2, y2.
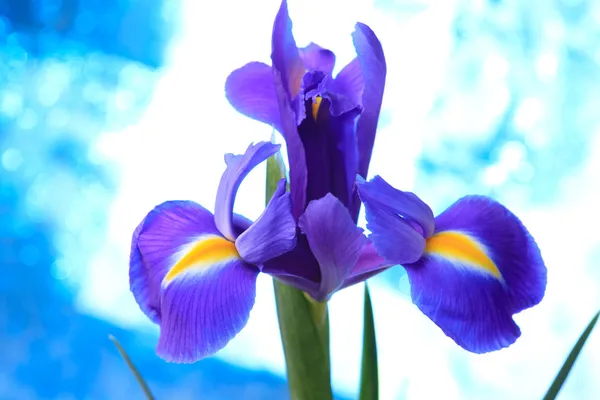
(406, 195, 547, 353)
(235, 179, 297, 265)
(157, 255, 259, 362)
(214, 141, 280, 240)
(299, 193, 367, 300)
(271, 0, 305, 99)
(356, 175, 435, 264)
(341, 241, 391, 289)
(299, 43, 336, 75)
(130, 201, 220, 324)
(225, 62, 281, 131)
(352, 23, 387, 179)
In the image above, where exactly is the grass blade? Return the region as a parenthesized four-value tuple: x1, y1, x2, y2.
(109, 334, 155, 400)
(543, 311, 600, 400)
(359, 285, 379, 400)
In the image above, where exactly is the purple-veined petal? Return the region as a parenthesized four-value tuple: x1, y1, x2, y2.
(331, 58, 364, 108)
(299, 43, 336, 75)
(157, 254, 258, 362)
(130, 201, 220, 324)
(406, 195, 547, 353)
(235, 179, 297, 265)
(299, 193, 368, 300)
(225, 62, 281, 131)
(214, 141, 280, 240)
(352, 23, 387, 179)
(356, 175, 435, 264)
(341, 241, 391, 289)
(271, 0, 305, 99)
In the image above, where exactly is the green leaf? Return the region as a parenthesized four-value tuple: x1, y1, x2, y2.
(359, 285, 379, 400)
(543, 311, 600, 400)
(109, 335, 155, 400)
(267, 142, 333, 400)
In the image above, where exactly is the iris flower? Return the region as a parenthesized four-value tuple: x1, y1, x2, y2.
(225, 0, 389, 299)
(356, 175, 547, 353)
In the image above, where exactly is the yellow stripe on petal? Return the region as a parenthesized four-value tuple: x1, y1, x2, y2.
(424, 231, 501, 279)
(164, 236, 240, 284)
(312, 96, 322, 120)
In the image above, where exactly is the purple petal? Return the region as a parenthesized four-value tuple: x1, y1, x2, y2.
(271, 0, 305, 99)
(157, 257, 258, 362)
(299, 193, 367, 300)
(214, 141, 280, 240)
(331, 58, 364, 108)
(356, 175, 435, 264)
(130, 201, 220, 324)
(235, 179, 297, 265)
(406, 196, 547, 353)
(298, 97, 361, 209)
(299, 43, 336, 75)
(262, 234, 321, 294)
(352, 23, 387, 179)
(225, 62, 281, 131)
(272, 68, 308, 219)
(432, 195, 547, 313)
(341, 241, 391, 289)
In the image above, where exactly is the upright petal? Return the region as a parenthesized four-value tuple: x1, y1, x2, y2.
(406, 196, 547, 353)
(357, 175, 435, 264)
(331, 58, 364, 108)
(299, 43, 336, 75)
(273, 68, 308, 219)
(271, 0, 305, 98)
(299, 193, 367, 300)
(225, 62, 281, 131)
(352, 23, 387, 179)
(235, 179, 297, 265)
(130, 201, 220, 323)
(214, 141, 280, 240)
(158, 257, 259, 362)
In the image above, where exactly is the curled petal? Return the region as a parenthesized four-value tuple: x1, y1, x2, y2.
(299, 193, 367, 300)
(235, 179, 297, 265)
(225, 62, 281, 131)
(299, 43, 336, 75)
(406, 196, 547, 353)
(158, 256, 258, 362)
(215, 141, 280, 240)
(130, 201, 220, 323)
(356, 175, 435, 264)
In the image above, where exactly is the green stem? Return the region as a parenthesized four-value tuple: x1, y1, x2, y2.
(274, 281, 333, 400)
